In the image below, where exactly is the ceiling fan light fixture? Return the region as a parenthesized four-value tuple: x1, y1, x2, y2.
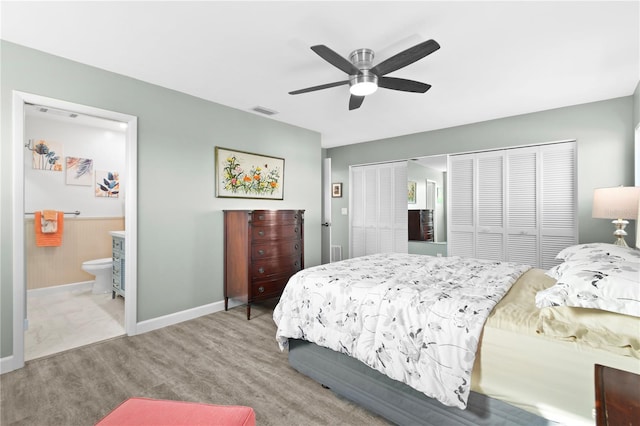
(349, 72, 378, 96)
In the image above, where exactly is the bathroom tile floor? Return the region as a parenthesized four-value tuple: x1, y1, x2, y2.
(25, 286, 125, 361)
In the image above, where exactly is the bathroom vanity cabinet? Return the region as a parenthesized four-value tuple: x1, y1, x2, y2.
(111, 232, 125, 298)
(223, 210, 304, 320)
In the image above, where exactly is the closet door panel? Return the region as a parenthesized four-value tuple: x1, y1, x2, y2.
(540, 142, 577, 269)
(476, 152, 505, 260)
(506, 147, 539, 266)
(448, 156, 475, 257)
(350, 161, 408, 258)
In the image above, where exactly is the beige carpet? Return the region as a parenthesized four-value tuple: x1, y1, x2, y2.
(1, 301, 390, 426)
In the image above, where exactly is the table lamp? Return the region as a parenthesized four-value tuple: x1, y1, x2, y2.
(592, 186, 640, 247)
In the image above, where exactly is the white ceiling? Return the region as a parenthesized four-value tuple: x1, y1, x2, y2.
(2, 1, 638, 148)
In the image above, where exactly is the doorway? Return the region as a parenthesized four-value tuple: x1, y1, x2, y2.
(11, 92, 138, 370)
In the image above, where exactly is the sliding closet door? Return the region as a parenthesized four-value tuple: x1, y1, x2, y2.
(448, 141, 576, 268)
(540, 142, 577, 269)
(506, 146, 539, 266)
(350, 161, 408, 258)
(448, 156, 475, 258)
(476, 151, 505, 261)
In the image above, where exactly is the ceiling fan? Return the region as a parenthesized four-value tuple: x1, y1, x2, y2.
(289, 39, 440, 110)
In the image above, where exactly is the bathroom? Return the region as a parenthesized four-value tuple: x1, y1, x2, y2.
(23, 104, 127, 361)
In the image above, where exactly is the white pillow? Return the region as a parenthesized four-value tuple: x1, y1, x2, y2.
(536, 258, 640, 317)
(555, 243, 640, 262)
(547, 243, 640, 279)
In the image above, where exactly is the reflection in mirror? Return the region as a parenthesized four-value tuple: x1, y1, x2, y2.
(407, 155, 447, 256)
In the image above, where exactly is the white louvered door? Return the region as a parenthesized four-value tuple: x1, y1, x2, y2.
(350, 161, 408, 258)
(540, 142, 578, 269)
(448, 156, 475, 258)
(448, 141, 576, 268)
(506, 146, 539, 266)
(476, 152, 505, 261)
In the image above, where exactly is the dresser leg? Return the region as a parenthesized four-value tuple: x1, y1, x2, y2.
(224, 297, 228, 311)
(246, 304, 251, 320)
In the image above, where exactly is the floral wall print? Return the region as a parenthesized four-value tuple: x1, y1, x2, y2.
(215, 146, 284, 200)
(95, 170, 120, 198)
(66, 157, 93, 186)
(408, 181, 417, 204)
(31, 139, 63, 171)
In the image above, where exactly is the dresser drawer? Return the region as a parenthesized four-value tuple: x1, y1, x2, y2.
(252, 224, 301, 241)
(251, 210, 302, 225)
(250, 276, 292, 300)
(251, 256, 302, 280)
(252, 240, 302, 260)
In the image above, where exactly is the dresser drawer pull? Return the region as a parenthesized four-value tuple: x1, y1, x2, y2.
(258, 267, 265, 274)
(258, 286, 265, 293)
(258, 249, 265, 256)
(258, 215, 265, 220)
(258, 230, 265, 236)
(294, 261, 300, 267)
(294, 244, 299, 250)
(294, 227, 298, 233)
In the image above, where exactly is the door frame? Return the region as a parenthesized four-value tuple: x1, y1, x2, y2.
(11, 91, 138, 371)
(321, 157, 332, 264)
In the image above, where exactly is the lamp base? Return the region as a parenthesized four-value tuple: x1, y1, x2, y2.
(611, 219, 629, 247)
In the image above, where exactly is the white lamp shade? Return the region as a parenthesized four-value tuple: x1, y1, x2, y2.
(592, 186, 640, 220)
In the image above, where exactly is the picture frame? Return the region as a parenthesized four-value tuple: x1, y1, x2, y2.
(408, 181, 417, 204)
(215, 146, 284, 200)
(332, 182, 342, 198)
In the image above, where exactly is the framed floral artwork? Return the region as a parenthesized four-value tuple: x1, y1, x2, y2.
(66, 157, 93, 186)
(30, 139, 63, 171)
(408, 181, 417, 204)
(215, 146, 284, 200)
(96, 170, 120, 198)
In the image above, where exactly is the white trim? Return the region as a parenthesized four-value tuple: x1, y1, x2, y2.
(10, 91, 138, 374)
(136, 299, 243, 335)
(27, 281, 93, 297)
(0, 355, 17, 374)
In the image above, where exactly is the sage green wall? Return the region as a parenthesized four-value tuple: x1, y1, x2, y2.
(328, 96, 635, 259)
(0, 41, 322, 358)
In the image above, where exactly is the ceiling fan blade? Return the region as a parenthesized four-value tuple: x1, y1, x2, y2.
(371, 39, 440, 76)
(311, 45, 361, 75)
(289, 80, 349, 95)
(378, 77, 431, 93)
(349, 95, 365, 110)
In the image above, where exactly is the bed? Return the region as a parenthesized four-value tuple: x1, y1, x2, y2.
(273, 245, 640, 426)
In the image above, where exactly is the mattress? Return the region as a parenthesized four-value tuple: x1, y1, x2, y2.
(471, 268, 640, 425)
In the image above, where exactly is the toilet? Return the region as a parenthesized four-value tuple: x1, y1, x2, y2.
(82, 258, 113, 294)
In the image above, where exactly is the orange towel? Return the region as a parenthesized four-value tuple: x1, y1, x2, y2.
(35, 211, 64, 247)
(43, 210, 57, 221)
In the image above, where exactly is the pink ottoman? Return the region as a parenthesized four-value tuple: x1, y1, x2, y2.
(96, 397, 256, 426)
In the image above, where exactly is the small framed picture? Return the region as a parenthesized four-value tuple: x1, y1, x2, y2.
(332, 182, 342, 198)
(408, 181, 417, 204)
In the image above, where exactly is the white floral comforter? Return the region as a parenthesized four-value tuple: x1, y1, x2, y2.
(273, 253, 530, 409)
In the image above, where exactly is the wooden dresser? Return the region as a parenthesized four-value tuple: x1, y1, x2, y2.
(223, 210, 304, 319)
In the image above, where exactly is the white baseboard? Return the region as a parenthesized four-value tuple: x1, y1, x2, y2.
(135, 298, 244, 335)
(0, 355, 19, 375)
(28, 281, 93, 297)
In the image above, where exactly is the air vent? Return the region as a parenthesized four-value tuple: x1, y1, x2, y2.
(251, 106, 278, 116)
